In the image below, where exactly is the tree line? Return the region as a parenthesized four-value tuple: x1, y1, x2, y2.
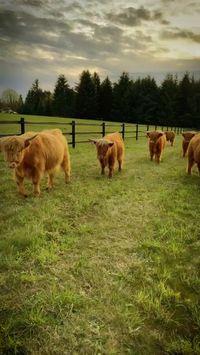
(1, 70, 200, 128)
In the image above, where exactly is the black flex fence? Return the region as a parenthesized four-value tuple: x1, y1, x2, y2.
(0, 118, 185, 148)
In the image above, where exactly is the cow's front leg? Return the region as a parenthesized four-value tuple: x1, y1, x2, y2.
(32, 172, 42, 197)
(47, 173, 54, 190)
(150, 149, 154, 161)
(197, 163, 200, 175)
(187, 154, 194, 175)
(100, 161, 105, 175)
(156, 153, 161, 163)
(61, 153, 71, 183)
(108, 157, 115, 178)
(15, 171, 28, 197)
(108, 167, 114, 178)
(118, 159, 122, 172)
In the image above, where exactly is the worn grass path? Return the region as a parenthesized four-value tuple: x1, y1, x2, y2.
(0, 115, 200, 354)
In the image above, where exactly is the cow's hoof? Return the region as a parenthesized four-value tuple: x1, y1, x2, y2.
(46, 186, 52, 191)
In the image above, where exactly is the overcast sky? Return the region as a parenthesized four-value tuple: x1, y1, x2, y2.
(0, 0, 199, 98)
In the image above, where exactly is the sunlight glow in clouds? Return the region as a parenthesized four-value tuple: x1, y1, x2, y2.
(0, 0, 199, 97)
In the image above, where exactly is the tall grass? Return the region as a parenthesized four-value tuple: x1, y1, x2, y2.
(0, 114, 200, 354)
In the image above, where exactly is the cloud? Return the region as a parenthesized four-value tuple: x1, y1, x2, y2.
(0, 0, 199, 97)
(14, 0, 45, 6)
(106, 6, 170, 26)
(161, 29, 200, 43)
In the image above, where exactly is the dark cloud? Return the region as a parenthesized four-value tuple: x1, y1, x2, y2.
(0, 10, 72, 46)
(0, 9, 129, 61)
(0, 0, 199, 97)
(14, 0, 46, 6)
(161, 29, 200, 43)
(107, 6, 170, 27)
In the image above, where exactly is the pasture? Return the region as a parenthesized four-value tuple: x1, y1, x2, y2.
(0, 114, 200, 355)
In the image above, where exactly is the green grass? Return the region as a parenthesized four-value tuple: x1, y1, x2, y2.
(0, 114, 200, 354)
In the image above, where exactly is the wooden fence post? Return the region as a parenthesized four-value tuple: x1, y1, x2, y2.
(102, 122, 105, 137)
(155, 125, 157, 130)
(147, 124, 149, 131)
(20, 117, 25, 134)
(136, 123, 139, 140)
(121, 123, 125, 140)
(71, 120, 76, 148)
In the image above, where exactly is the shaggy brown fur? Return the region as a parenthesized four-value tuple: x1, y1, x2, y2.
(0, 136, 10, 152)
(0, 132, 37, 152)
(3, 129, 70, 197)
(182, 131, 196, 157)
(89, 132, 124, 178)
(146, 131, 166, 163)
(187, 133, 200, 175)
(164, 131, 176, 146)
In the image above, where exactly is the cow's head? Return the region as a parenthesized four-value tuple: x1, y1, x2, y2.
(146, 131, 164, 144)
(182, 132, 196, 141)
(3, 135, 37, 168)
(89, 138, 114, 161)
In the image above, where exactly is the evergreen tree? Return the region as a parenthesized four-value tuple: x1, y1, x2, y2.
(53, 74, 74, 117)
(92, 72, 101, 118)
(17, 95, 24, 113)
(192, 79, 200, 128)
(24, 79, 43, 115)
(159, 74, 178, 126)
(99, 76, 113, 120)
(176, 73, 194, 127)
(75, 70, 96, 119)
(42, 91, 53, 116)
(128, 76, 159, 124)
(112, 72, 132, 122)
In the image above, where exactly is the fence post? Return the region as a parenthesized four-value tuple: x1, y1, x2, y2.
(20, 117, 25, 134)
(102, 122, 105, 137)
(136, 123, 139, 140)
(147, 124, 149, 132)
(155, 125, 157, 130)
(121, 123, 125, 140)
(71, 120, 76, 148)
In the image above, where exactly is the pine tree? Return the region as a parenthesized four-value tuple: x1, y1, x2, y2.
(53, 74, 74, 117)
(75, 70, 96, 119)
(177, 73, 194, 127)
(130, 76, 159, 124)
(24, 79, 43, 115)
(92, 72, 101, 118)
(112, 72, 132, 122)
(159, 74, 178, 126)
(99, 76, 113, 120)
(17, 95, 24, 113)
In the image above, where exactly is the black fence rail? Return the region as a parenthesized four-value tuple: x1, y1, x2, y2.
(0, 118, 185, 148)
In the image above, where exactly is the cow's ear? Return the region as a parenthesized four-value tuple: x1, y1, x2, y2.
(108, 142, 114, 147)
(88, 139, 97, 144)
(24, 135, 37, 148)
(158, 132, 164, 137)
(182, 133, 186, 138)
(146, 131, 150, 138)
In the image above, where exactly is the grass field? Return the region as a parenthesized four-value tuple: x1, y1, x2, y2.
(0, 114, 200, 355)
